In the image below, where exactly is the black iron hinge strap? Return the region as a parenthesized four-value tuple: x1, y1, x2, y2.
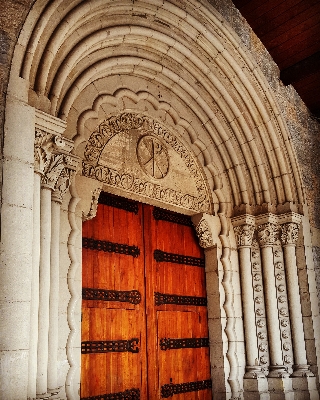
(80, 388, 140, 400)
(153, 207, 193, 226)
(98, 192, 139, 214)
(83, 237, 140, 258)
(82, 288, 141, 304)
(161, 379, 212, 398)
(160, 337, 209, 350)
(155, 292, 207, 306)
(154, 249, 204, 267)
(81, 338, 139, 354)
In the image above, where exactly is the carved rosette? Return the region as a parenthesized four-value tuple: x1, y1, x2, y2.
(257, 222, 278, 247)
(233, 224, 255, 247)
(194, 218, 214, 248)
(82, 188, 102, 221)
(280, 222, 299, 246)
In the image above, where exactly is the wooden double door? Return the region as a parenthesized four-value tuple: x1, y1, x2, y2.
(81, 193, 212, 399)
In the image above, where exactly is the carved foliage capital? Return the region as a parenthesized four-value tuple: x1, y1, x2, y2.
(35, 128, 80, 199)
(194, 218, 214, 248)
(233, 224, 255, 247)
(257, 222, 278, 247)
(280, 222, 299, 246)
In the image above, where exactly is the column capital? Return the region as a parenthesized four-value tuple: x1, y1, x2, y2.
(34, 110, 80, 196)
(233, 224, 255, 247)
(280, 222, 300, 246)
(257, 222, 278, 247)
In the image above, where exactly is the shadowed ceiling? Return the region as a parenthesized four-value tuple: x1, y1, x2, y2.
(232, 0, 320, 118)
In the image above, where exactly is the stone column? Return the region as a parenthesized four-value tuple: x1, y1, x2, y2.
(257, 217, 288, 378)
(37, 185, 53, 396)
(48, 158, 79, 393)
(28, 172, 41, 399)
(279, 215, 312, 377)
(232, 216, 264, 378)
(33, 110, 79, 397)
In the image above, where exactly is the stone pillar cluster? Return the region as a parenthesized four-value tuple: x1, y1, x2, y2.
(30, 110, 79, 399)
(232, 212, 314, 398)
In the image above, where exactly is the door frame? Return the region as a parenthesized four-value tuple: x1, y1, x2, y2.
(68, 176, 241, 399)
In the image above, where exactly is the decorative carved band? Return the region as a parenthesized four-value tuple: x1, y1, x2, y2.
(80, 388, 140, 400)
(81, 338, 139, 354)
(82, 288, 141, 305)
(83, 237, 140, 258)
(98, 192, 139, 214)
(155, 292, 207, 306)
(160, 337, 209, 351)
(161, 379, 212, 398)
(153, 207, 193, 227)
(154, 250, 205, 268)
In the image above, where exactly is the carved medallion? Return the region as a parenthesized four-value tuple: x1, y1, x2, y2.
(137, 135, 169, 179)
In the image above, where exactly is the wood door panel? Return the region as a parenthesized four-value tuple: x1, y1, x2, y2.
(82, 196, 212, 399)
(81, 301, 145, 398)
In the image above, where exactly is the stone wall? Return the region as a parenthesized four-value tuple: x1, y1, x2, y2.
(0, 0, 35, 201)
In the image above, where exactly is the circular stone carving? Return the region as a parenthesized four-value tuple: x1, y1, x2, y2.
(137, 135, 169, 179)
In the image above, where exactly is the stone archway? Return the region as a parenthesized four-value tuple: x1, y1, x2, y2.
(2, 1, 320, 399)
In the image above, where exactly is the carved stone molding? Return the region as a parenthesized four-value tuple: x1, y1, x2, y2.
(194, 218, 214, 248)
(280, 222, 299, 246)
(257, 223, 278, 247)
(82, 187, 102, 221)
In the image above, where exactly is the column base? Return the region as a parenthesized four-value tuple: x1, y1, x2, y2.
(268, 365, 290, 378)
(291, 364, 314, 377)
(244, 365, 267, 378)
(36, 394, 51, 400)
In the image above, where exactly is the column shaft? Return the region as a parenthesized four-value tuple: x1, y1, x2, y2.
(28, 173, 41, 399)
(260, 246, 285, 374)
(47, 201, 61, 390)
(37, 188, 52, 395)
(239, 246, 260, 369)
(283, 245, 309, 373)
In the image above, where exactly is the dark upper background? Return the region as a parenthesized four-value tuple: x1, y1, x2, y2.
(232, 0, 320, 118)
